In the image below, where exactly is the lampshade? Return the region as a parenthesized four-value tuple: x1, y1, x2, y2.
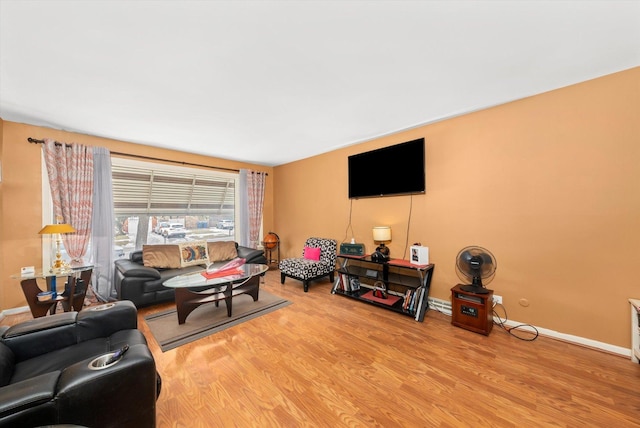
(372, 226, 391, 242)
(39, 224, 76, 235)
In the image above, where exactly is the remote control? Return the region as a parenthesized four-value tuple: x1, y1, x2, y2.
(105, 344, 129, 365)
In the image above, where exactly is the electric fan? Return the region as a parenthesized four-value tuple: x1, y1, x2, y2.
(455, 246, 497, 294)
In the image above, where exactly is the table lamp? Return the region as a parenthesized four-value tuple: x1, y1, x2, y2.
(39, 222, 76, 271)
(373, 226, 391, 257)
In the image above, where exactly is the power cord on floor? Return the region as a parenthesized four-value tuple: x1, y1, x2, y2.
(492, 302, 539, 341)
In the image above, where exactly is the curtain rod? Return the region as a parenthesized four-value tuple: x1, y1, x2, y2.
(27, 137, 267, 175)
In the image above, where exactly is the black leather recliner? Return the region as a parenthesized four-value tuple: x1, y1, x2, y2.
(0, 301, 159, 428)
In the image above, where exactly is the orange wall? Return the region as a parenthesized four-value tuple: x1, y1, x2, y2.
(0, 122, 274, 311)
(274, 67, 640, 348)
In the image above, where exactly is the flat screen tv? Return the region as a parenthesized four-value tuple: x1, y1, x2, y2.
(348, 138, 425, 199)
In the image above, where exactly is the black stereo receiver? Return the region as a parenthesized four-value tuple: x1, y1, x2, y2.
(339, 243, 365, 256)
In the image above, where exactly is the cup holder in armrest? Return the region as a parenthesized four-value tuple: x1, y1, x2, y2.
(88, 352, 121, 370)
(89, 303, 116, 311)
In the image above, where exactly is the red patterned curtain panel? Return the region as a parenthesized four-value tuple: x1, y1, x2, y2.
(43, 139, 94, 262)
(247, 170, 266, 249)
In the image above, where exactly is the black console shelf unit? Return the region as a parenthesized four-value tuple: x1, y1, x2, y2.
(332, 254, 435, 322)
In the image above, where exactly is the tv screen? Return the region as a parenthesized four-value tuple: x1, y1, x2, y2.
(348, 138, 425, 199)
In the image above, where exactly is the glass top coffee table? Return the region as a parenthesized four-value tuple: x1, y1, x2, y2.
(164, 264, 268, 324)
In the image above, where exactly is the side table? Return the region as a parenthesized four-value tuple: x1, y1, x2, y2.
(12, 267, 93, 318)
(451, 284, 494, 335)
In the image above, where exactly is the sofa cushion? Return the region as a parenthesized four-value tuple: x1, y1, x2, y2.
(279, 258, 325, 280)
(179, 241, 209, 267)
(208, 241, 238, 262)
(143, 244, 181, 269)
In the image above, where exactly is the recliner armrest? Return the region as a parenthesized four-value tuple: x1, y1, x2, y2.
(1, 313, 77, 339)
(1, 314, 79, 361)
(0, 371, 59, 421)
(56, 344, 158, 427)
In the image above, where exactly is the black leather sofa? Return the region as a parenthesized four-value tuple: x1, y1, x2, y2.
(114, 242, 267, 307)
(0, 301, 159, 428)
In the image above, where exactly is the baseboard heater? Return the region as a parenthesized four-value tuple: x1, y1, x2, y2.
(428, 297, 452, 315)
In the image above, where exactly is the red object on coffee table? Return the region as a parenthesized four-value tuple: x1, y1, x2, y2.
(201, 268, 244, 280)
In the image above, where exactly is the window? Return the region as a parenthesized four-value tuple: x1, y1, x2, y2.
(111, 158, 240, 259)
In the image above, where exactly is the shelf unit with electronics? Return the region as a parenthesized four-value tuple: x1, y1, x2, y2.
(332, 254, 435, 322)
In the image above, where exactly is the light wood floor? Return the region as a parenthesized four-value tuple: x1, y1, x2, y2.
(3, 270, 640, 427)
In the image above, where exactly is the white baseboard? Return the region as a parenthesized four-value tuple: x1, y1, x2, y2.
(509, 321, 631, 358)
(1, 306, 30, 319)
(428, 297, 630, 358)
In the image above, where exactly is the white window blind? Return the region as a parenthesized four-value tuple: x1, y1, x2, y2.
(111, 160, 236, 216)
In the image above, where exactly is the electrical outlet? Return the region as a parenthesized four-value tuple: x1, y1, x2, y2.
(493, 295, 503, 305)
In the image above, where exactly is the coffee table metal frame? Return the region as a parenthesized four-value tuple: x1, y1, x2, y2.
(163, 264, 268, 324)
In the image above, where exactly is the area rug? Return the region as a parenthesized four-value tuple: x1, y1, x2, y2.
(144, 291, 291, 352)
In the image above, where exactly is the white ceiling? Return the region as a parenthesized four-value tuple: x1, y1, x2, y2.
(1, 1, 638, 166)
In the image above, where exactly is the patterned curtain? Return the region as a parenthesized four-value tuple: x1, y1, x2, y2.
(246, 170, 266, 249)
(43, 139, 94, 262)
